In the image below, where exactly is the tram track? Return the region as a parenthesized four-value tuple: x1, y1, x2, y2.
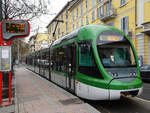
(83, 96, 150, 113)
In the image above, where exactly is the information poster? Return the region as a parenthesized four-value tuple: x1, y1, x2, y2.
(2, 49, 9, 58)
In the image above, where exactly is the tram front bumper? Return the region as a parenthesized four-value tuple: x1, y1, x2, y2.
(109, 87, 143, 100)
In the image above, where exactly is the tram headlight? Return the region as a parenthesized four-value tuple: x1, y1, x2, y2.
(109, 72, 118, 78)
(130, 72, 136, 76)
(113, 73, 118, 77)
(133, 72, 136, 76)
(130, 72, 133, 76)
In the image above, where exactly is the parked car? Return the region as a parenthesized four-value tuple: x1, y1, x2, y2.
(140, 65, 150, 82)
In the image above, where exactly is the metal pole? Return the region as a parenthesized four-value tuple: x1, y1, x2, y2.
(9, 71, 11, 103)
(0, 0, 2, 105)
(0, 0, 2, 21)
(18, 39, 19, 64)
(0, 72, 2, 104)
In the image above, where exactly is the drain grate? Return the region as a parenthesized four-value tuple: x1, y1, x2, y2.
(59, 98, 84, 105)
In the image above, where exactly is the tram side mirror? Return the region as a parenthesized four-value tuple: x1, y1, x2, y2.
(1, 20, 30, 40)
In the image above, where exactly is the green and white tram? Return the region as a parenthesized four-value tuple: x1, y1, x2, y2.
(26, 25, 143, 100)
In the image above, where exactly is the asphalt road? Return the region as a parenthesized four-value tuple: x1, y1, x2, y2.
(138, 82, 150, 101)
(85, 83, 150, 113)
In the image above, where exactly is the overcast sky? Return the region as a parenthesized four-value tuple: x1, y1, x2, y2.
(28, 0, 71, 40)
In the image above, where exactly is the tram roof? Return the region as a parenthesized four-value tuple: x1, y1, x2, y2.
(52, 28, 79, 46)
(51, 25, 118, 47)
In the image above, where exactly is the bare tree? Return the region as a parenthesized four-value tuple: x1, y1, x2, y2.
(2, 0, 51, 20)
(1, 0, 53, 62)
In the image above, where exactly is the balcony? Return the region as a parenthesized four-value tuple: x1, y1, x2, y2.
(142, 22, 150, 35)
(100, 7, 116, 22)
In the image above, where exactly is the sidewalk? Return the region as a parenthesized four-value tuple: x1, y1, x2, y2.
(15, 67, 100, 113)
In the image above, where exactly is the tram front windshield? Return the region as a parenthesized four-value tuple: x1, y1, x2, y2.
(97, 31, 136, 68)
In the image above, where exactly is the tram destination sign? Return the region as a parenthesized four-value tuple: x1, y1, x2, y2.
(1, 20, 30, 41)
(6, 23, 25, 34)
(97, 30, 125, 44)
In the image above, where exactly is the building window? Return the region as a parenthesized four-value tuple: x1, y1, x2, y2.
(121, 16, 128, 34)
(72, 24, 74, 30)
(97, 0, 102, 4)
(106, 2, 110, 16)
(66, 9, 68, 19)
(97, 7, 100, 18)
(49, 26, 51, 34)
(61, 23, 63, 35)
(86, 15, 89, 24)
(120, 0, 126, 6)
(52, 24, 53, 32)
(92, 11, 95, 22)
(58, 27, 60, 38)
(76, 7, 78, 19)
(86, 0, 88, 12)
(72, 10, 74, 22)
(97, 6, 104, 18)
(92, 0, 95, 8)
(80, 2, 83, 17)
(66, 22, 68, 33)
(81, 18, 83, 26)
(61, 14, 63, 20)
(137, 0, 144, 26)
(76, 21, 78, 29)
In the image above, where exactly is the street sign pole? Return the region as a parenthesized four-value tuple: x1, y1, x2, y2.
(0, 20, 30, 106)
(0, 0, 2, 105)
(0, 72, 2, 105)
(9, 71, 11, 103)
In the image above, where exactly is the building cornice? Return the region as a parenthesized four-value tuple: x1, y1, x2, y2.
(47, 2, 71, 28)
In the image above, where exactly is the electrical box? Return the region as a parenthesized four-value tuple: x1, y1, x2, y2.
(0, 46, 11, 71)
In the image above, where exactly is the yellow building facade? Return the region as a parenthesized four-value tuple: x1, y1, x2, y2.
(34, 33, 49, 51)
(47, 0, 150, 65)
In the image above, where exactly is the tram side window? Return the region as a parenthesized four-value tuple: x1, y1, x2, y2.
(51, 49, 57, 71)
(45, 50, 50, 69)
(34, 54, 37, 67)
(51, 45, 76, 74)
(78, 41, 103, 79)
(51, 48, 65, 72)
(63, 45, 76, 74)
(37, 54, 40, 67)
(57, 47, 65, 72)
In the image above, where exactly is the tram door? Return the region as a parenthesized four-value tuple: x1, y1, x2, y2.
(66, 44, 76, 92)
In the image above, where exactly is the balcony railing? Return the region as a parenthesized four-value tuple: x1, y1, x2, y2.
(100, 6, 116, 22)
(142, 22, 150, 35)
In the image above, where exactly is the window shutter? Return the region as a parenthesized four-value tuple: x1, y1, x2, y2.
(120, 18, 123, 32)
(120, 0, 122, 6)
(81, 2, 83, 17)
(97, 8, 99, 18)
(81, 18, 83, 26)
(125, 16, 129, 34)
(102, 6, 104, 16)
(100, 6, 104, 17)
(106, 3, 110, 16)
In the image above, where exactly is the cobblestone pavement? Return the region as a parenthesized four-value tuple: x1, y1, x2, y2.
(15, 67, 100, 113)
